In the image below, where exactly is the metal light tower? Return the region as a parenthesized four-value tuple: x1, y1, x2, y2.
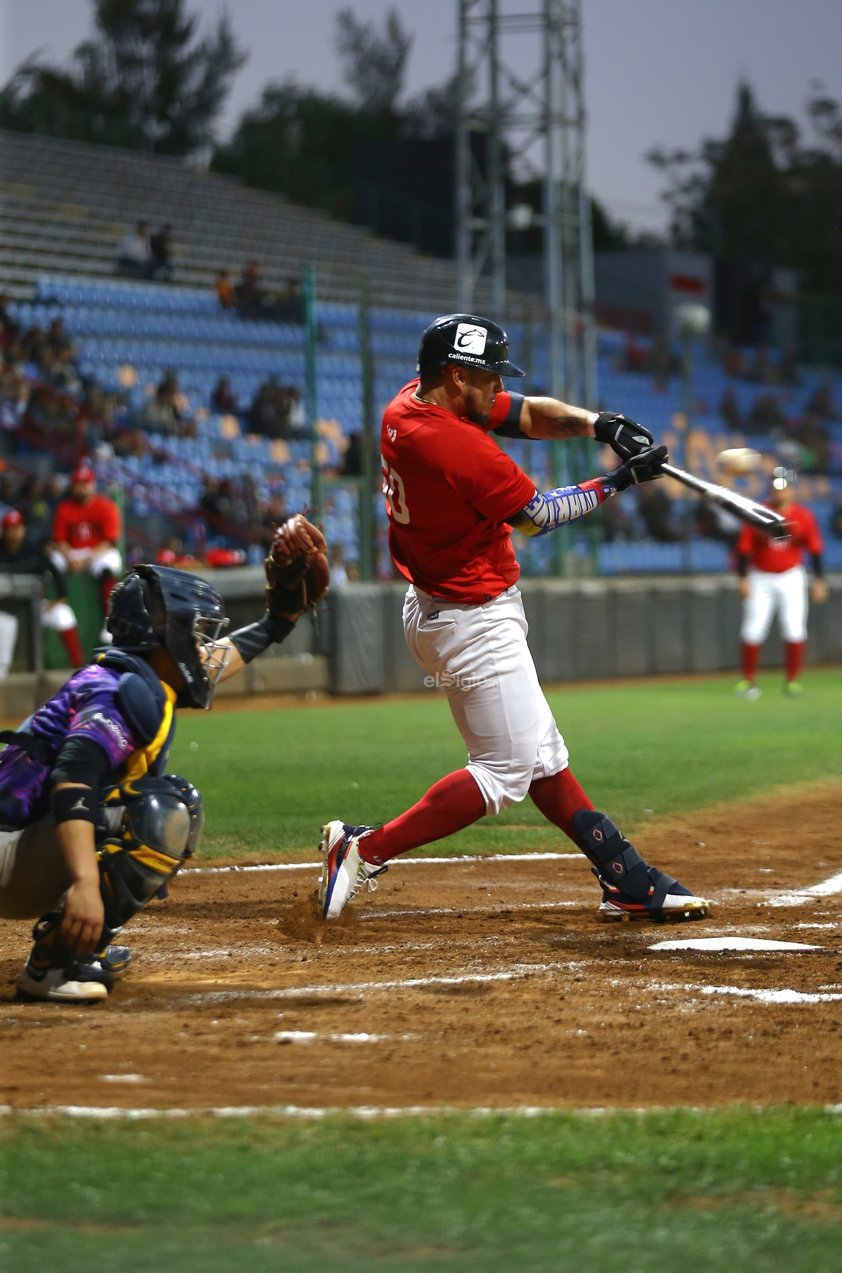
(455, 0, 597, 406)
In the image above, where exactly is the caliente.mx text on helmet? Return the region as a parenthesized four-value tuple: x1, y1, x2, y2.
(417, 313, 525, 379)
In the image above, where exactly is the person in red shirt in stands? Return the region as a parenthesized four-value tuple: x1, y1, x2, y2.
(49, 464, 123, 642)
(734, 468, 828, 698)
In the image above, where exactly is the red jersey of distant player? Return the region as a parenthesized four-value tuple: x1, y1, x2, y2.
(381, 381, 535, 603)
(53, 492, 121, 550)
(735, 502, 823, 573)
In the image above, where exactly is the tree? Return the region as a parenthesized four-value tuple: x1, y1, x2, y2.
(335, 6, 412, 117)
(648, 82, 842, 299)
(0, 0, 246, 156)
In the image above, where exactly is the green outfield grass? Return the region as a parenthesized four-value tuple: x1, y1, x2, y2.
(171, 667, 842, 859)
(4, 672, 841, 1270)
(1, 1108, 840, 1272)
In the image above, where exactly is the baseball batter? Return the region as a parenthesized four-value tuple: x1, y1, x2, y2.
(735, 467, 827, 698)
(319, 312, 712, 923)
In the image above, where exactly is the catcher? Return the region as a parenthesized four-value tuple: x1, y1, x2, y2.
(0, 514, 328, 1002)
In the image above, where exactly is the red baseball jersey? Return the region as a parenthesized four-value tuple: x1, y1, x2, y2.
(53, 494, 121, 549)
(735, 502, 823, 573)
(380, 381, 536, 603)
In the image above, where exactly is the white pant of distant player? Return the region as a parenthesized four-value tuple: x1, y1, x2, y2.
(403, 585, 569, 816)
(47, 545, 123, 578)
(0, 601, 80, 679)
(741, 565, 808, 643)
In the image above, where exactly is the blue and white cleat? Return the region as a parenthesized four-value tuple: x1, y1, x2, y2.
(318, 820, 385, 919)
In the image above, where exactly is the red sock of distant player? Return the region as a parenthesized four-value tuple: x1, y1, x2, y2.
(100, 575, 117, 612)
(359, 769, 486, 866)
(785, 640, 805, 682)
(741, 642, 761, 682)
(529, 768, 594, 840)
(59, 626, 84, 667)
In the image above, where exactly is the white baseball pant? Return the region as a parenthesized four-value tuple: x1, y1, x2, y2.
(403, 585, 569, 816)
(48, 545, 123, 578)
(0, 610, 18, 679)
(741, 565, 808, 643)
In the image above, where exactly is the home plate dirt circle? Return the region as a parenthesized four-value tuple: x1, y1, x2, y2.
(1, 780, 840, 1116)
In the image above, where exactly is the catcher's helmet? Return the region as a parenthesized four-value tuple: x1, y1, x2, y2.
(106, 565, 230, 709)
(417, 313, 525, 379)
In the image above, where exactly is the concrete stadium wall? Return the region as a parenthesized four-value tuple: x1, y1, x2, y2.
(2, 568, 839, 718)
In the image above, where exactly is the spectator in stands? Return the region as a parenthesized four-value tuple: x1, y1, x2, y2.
(0, 508, 84, 670)
(248, 376, 293, 439)
(341, 433, 362, 477)
(619, 332, 647, 374)
(215, 269, 236, 310)
(806, 379, 839, 422)
(831, 494, 842, 539)
(276, 276, 306, 325)
(694, 496, 741, 549)
(250, 490, 288, 552)
(718, 387, 743, 432)
(637, 485, 682, 543)
(0, 293, 22, 351)
(114, 221, 152, 280)
(210, 375, 239, 416)
(746, 392, 786, 435)
(646, 335, 681, 387)
(149, 224, 175, 282)
(17, 473, 64, 545)
(48, 463, 123, 642)
(234, 259, 268, 320)
(135, 372, 194, 439)
(0, 366, 29, 445)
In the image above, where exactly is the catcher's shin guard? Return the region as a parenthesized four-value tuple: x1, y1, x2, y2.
(94, 774, 204, 949)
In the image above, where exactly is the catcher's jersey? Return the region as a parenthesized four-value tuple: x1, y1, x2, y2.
(380, 381, 535, 603)
(0, 654, 176, 828)
(736, 502, 823, 573)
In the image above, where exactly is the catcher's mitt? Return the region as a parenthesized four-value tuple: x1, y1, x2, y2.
(264, 514, 329, 619)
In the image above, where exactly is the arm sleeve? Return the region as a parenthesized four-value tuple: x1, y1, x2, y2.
(51, 734, 112, 788)
(489, 393, 527, 439)
(509, 476, 618, 537)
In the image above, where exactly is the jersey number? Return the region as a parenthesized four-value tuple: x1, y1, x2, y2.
(381, 459, 410, 525)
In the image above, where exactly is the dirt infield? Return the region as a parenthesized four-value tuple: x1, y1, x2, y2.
(1, 780, 840, 1115)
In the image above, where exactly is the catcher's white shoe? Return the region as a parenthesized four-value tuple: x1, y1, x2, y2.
(318, 820, 385, 919)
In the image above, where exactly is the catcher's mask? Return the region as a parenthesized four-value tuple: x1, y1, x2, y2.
(417, 313, 525, 379)
(106, 565, 230, 709)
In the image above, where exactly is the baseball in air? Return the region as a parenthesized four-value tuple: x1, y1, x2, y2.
(716, 447, 762, 475)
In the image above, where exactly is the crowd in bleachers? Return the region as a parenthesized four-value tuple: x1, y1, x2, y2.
(3, 265, 842, 596)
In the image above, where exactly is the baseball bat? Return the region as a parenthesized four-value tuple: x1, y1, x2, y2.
(660, 462, 786, 535)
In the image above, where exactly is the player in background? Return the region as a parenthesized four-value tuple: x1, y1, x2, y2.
(318, 313, 712, 924)
(734, 467, 827, 699)
(0, 508, 85, 674)
(0, 516, 327, 1002)
(48, 463, 123, 644)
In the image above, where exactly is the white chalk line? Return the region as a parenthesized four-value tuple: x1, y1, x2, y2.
(768, 871, 842, 908)
(275, 1030, 417, 1044)
(182, 961, 570, 1005)
(650, 981, 842, 1006)
(2, 1102, 840, 1122)
(189, 851, 580, 876)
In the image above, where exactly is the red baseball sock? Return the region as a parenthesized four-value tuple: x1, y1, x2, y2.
(359, 769, 486, 866)
(100, 576, 117, 612)
(529, 768, 594, 841)
(59, 626, 84, 667)
(741, 642, 761, 682)
(785, 640, 805, 682)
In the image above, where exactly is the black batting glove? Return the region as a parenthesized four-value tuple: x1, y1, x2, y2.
(594, 411, 655, 461)
(605, 444, 669, 491)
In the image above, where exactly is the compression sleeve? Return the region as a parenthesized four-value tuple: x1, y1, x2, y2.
(811, 552, 824, 580)
(509, 475, 619, 538)
(51, 734, 112, 788)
